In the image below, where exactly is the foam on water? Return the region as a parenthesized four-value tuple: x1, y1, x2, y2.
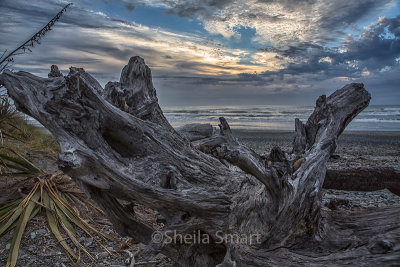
(162, 105, 400, 131)
(25, 105, 400, 131)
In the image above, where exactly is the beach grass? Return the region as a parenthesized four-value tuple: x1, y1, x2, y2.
(0, 94, 117, 267)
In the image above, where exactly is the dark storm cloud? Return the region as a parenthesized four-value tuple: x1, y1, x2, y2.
(237, 13, 283, 23)
(0, 0, 161, 74)
(160, 14, 400, 102)
(341, 16, 400, 68)
(257, 16, 400, 80)
(120, 0, 232, 18)
(157, 14, 400, 91)
(163, 0, 232, 17)
(162, 0, 316, 17)
(148, 0, 389, 33)
(0, 0, 126, 33)
(255, 0, 317, 8)
(316, 1, 385, 30)
(261, 42, 324, 59)
(174, 60, 241, 73)
(124, 3, 136, 12)
(155, 70, 274, 87)
(1, 0, 399, 106)
(387, 16, 400, 37)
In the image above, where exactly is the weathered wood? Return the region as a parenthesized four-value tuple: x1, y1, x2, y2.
(48, 65, 63, 78)
(103, 56, 173, 130)
(236, 206, 400, 266)
(2, 56, 397, 267)
(176, 123, 214, 141)
(324, 167, 400, 196)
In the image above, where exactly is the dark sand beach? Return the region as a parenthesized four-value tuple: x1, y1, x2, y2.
(234, 129, 400, 210)
(234, 130, 400, 170)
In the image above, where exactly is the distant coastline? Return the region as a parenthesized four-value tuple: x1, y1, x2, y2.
(26, 105, 400, 132)
(162, 105, 400, 131)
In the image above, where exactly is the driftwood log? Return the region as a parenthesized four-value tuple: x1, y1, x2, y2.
(176, 123, 215, 141)
(324, 167, 400, 196)
(1, 56, 399, 266)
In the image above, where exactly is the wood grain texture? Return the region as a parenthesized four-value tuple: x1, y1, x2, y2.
(2, 57, 398, 267)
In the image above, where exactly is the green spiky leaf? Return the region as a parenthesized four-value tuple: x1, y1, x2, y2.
(6, 191, 40, 267)
(43, 190, 78, 260)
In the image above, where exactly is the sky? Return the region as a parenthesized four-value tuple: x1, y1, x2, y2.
(0, 0, 399, 106)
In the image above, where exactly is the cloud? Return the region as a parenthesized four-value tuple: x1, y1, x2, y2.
(341, 16, 400, 69)
(0, 0, 277, 81)
(1, 0, 399, 106)
(245, 15, 400, 83)
(156, 14, 400, 105)
(123, 0, 392, 47)
(124, 3, 136, 11)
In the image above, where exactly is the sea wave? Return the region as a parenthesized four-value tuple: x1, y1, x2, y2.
(163, 105, 400, 131)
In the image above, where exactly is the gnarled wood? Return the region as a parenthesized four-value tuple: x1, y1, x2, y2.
(177, 123, 215, 141)
(2, 56, 397, 267)
(324, 167, 400, 196)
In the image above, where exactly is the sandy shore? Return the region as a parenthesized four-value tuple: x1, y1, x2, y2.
(232, 129, 400, 170)
(233, 129, 400, 210)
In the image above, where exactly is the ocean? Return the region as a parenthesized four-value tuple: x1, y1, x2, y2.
(26, 105, 400, 132)
(162, 105, 400, 131)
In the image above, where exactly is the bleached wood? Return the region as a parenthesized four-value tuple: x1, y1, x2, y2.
(2, 57, 398, 267)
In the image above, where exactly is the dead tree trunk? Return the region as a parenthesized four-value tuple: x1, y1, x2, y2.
(324, 167, 400, 196)
(1, 57, 399, 266)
